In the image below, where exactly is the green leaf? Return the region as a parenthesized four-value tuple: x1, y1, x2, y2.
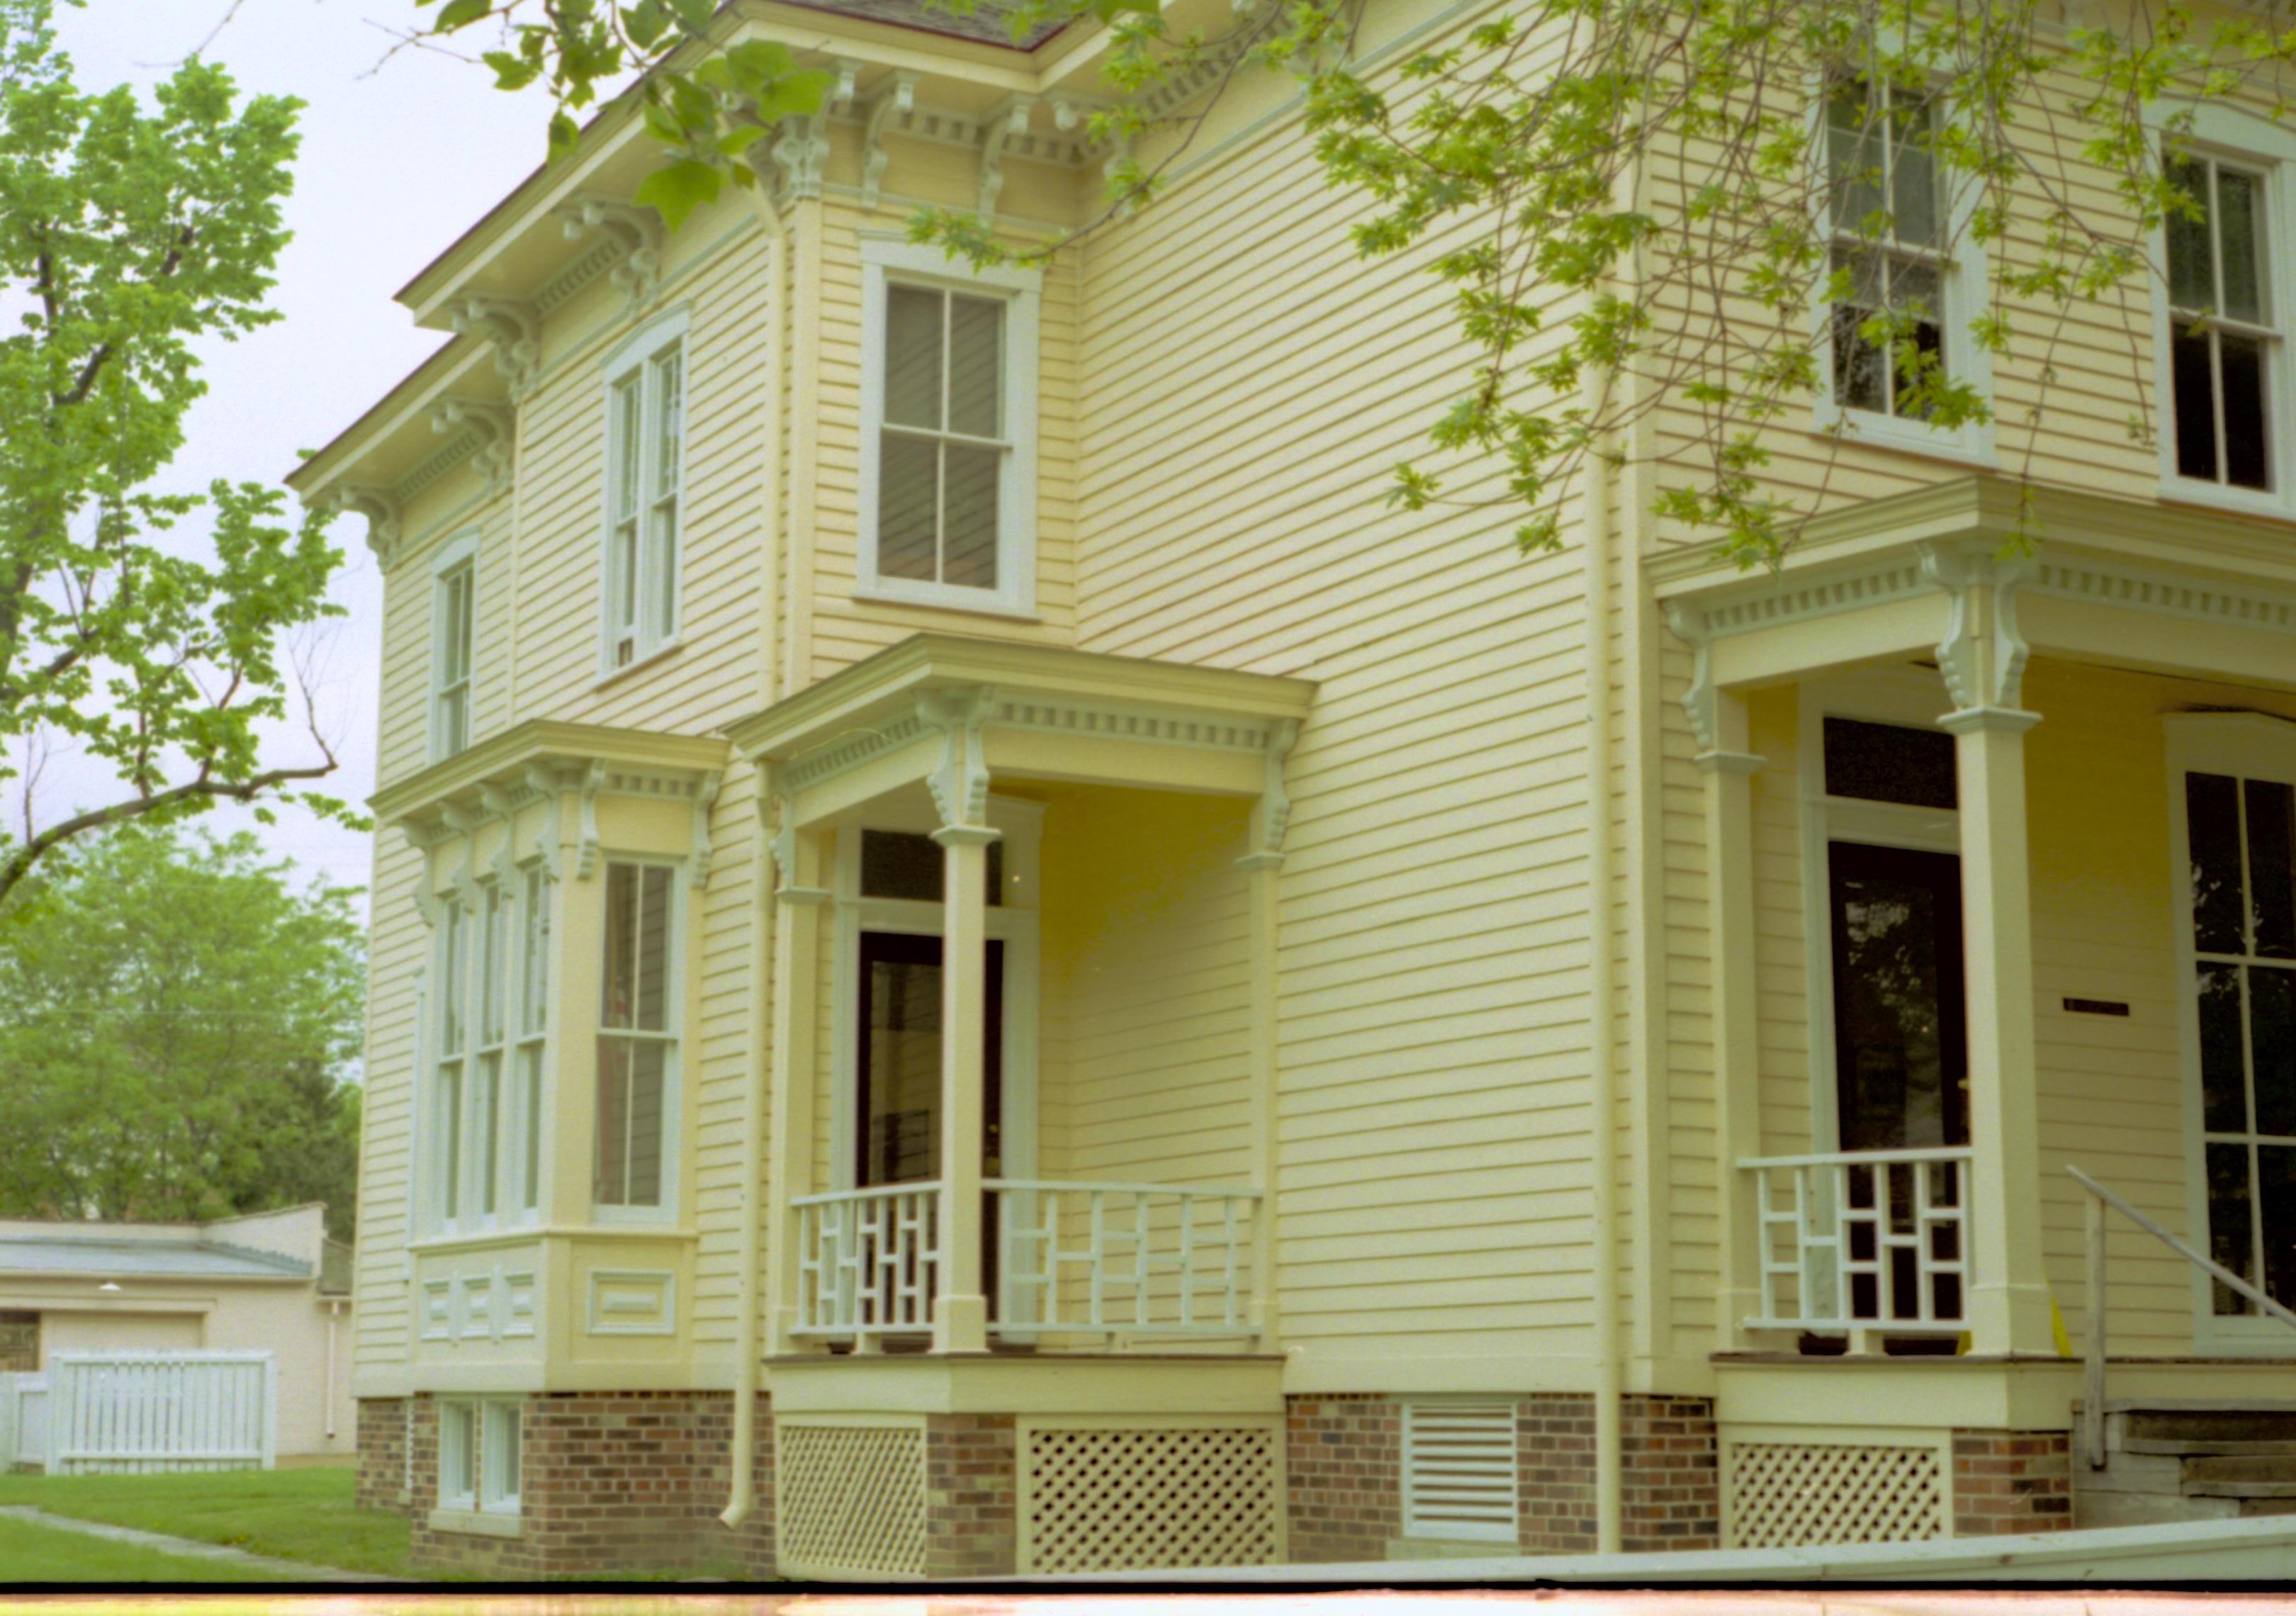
(548, 110, 580, 158)
(634, 157, 725, 229)
(434, 0, 494, 30)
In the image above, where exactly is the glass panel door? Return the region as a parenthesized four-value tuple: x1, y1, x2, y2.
(1829, 842, 1971, 1152)
(2185, 771, 2296, 1315)
(853, 931, 1005, 1186)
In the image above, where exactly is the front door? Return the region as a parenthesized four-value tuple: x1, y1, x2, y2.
(1828, 841, 1971, 1152)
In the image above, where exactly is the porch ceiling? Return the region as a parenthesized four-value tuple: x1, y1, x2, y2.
(724, 633, 1315, 824)
(1657, 477, 2296, 706)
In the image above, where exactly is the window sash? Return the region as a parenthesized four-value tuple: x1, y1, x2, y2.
(1825, 79, 1952, 421)
(434, 563, 474, 757)
(605, 342, 684, 667)
(480, 1401, 522, 1513)
(874, 281, 1014, 594)
(440, 1403, 478, 1509)
(595, 862, 677, 1213)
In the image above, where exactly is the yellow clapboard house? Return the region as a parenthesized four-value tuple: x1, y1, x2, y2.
(293, 0, 2296, 1577)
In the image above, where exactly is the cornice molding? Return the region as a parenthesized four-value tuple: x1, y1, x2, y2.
(553, 194, 666, 318)
(324, 484, 403, 568)
(428, 397, 515, 500)
(373, 719, 731, 836)
(449, 295, 543, 403)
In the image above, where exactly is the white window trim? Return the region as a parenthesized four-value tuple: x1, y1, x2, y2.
(1795, 673, 1963, 1154)
(595, 305, 692, 680)
(856, 234, 1041, 619)
(827, 797, 1044, 1203)
(1806, 72, 1997, 468)
(480, 1398, 522, 1515)
(428, 532, 478, 763)
(2165, 710, 2296, 1354)
(437, 1399, 480, 1511)
(2146, 101, 2296, 522)
(591, 855, 687, 1228)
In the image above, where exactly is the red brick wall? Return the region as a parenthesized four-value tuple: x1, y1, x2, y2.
(1620, 1396, 1720, 1551)
(923, 1413, 1016, 1578)
(354, 1398, 413, 1515)
(1518, 1394, 1599, 1553)
(1286, 1395, 1401, 1563)
(1951, 1428, 2071, 1537)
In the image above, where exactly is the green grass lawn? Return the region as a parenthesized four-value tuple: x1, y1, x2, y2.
(0, 1468, 407, 1578)
(0, 1513, 291, 1582)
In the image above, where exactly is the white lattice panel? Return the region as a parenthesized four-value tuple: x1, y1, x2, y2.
(1023, 1425, 1280, 1573)
(1726, 1440, 1945, 1549)
(777, 1423, 928, 1578)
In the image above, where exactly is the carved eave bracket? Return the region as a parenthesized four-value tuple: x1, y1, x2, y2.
(429, 397, 515, 499)
(918, 686, 997, 834)
(978, 96, 1037, 225)
(1239, 718, 1300, 872)
(451, 295, 543, 403)
(691, 770, 724, 890)
(478, 782, 521, 889)
(575, 759, 607, 881)
(556, 194, 666, 318)
(861, 72, 918, 211)
(326, 484, 403, 568)
(524, 764, 567, 882)
(1662, 602, 1764, 774)
(1920, 541, 2037, 718)
(402, 823, 441, 928)
(772, 61, 855, 203)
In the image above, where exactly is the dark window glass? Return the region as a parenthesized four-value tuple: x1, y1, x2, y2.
(860, 829, 1004, 906)
(1829, 843, 1969, 1152)
(2255, 964, 2296, 1138)
(2188, 773, 2246, 953)
(2200, 964, 2251, 1133)
(2248, 780, 2296, 958)
(1823, 717, 1959, 809)
(853, 932, 1005, 1187)
(2172, 328, 2222, 481)
(2222, 333, 2273, 491)
(2264, 1145, 2296, 1310)
(2210, 1140, 2259, 1315)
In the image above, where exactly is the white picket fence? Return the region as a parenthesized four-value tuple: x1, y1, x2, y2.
(1, 1371, 45, 1471)
(7, 1352, 278, 1474)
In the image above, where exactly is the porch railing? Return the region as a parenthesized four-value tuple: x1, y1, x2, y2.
(991, 1179, 1259, 1338)
(787, 1179, 1260, 1342)
(1741, 1148, 1973, 1339)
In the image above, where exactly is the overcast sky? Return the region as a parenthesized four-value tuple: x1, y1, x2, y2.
(23, 1, 555, 901)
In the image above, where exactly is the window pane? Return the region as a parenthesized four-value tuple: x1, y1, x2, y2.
(942, 444, 1001, 590)
(519, 1045, 543, 1213)
(947, 295, 1004, 439)
(2208, 1140, 2258, 1314)
(2265, 1145, 2296, 1307)
(1830, 252, 1887, 412)
(859, 829, 1004, 904)
(480, 890, 507, 1047)
(1828, 83, 1884, 231)
(1830, 847, 1968, 1152)
(864, 955, 944, 1184)
(439, 1065, 462, 1220)
(649, 502, 679, 643)
(2171, 328, 2221, 482)
(475, 1053, 500, 1216)
(520, 871, 549, 1038)
(1889, 99, 1940, 247)
(595, 1038, 627, 1203)
(636, 865, 670, 1033)
(604, 864, 639, 1030)
(2189, 773, 2246, 953)
(2255, 965, 2296, 1138)
(2221, 331, 2271, 492)
(878, 434, 940, 581)
(652, 349, 683, 499)
(442, 904, 468, 1055)
(613, 378, 642, 521)
(1823, 717, 1958, 809)
(2167, 158, 2214, 310)
(2217, 167, 2266, 325)
(595, 1036, 666, 1206)
(884, 285, 944, 430)
(2251, 780, 2296, 958)
(613, 522, 639, 636)
(2200, 964, 2251, 1134)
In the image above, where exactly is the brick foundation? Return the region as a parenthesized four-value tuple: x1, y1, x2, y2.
(1284, 1393, 1718, 1562)
(368, 1391, 776, 1579)
(923, 1413, 1018, 1578)
(1951, 1428, 2072, 1537)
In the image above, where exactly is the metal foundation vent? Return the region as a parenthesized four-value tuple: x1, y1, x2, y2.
(1402, 1401, 1520, 1543)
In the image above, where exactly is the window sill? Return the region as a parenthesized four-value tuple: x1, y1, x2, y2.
(592, 638, 685, 692)
(1806, 414, 1996, 471)
(410, 1224, 694, 1254)
(2156, 478, 2296, 527)
(428, 1506, 522, 1539)
(851, 586, 1041, 624)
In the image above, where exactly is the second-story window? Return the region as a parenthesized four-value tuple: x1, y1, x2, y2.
(1825, 78, 1947, 422)
(596, 860, 678, 1217)
(430, 537, 477, 761)
(859, 238, 1040, 617)
(2166, 153, 2275, 493)
(601, 313, 687, 673)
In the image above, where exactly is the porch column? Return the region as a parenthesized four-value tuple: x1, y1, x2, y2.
(1698, 699, 1765, 1350)
(923, 688, 998, 1354)
(763, 801, 829, 1356)
(1239, 719, 1299, 1351)
(1925, 544, 2054, 1357)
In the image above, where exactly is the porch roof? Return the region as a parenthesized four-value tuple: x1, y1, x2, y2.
(724, 633, 1315, 819)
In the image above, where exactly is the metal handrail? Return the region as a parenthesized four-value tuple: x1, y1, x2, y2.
(2069, 1164, 2296, 1470)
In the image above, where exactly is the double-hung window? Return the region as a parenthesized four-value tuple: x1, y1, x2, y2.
(2166, 153, 2275, 493)
(601, 313, 687, 673)
(434, 895, 471, 1232)
(470, 885, 510, 1223)
(1817, 77, 1991, 459)
(858, 238, 1040, 617)
(512, 865, 550, 1219)
(430, 536, 477, 761)
(595, 860, 679, 1218)
(429, 866, 549, 1236)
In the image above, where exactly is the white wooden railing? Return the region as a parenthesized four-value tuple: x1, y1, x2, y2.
(43, 1352, 274, 1474)
(789, 1179, 1261, 1342)
(792, 1184, 941, 1340)
(1742, 1148, 1973, 1340)
(991, 1179, 1259, 1337)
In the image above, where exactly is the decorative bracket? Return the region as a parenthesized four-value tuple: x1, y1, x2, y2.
(978, 96, 1037, 223)
(575, 758, 607, 880)
(429, 397, 514, 499)
(326, 484, 403, 568)
(918, 686, 997, 832)
(691, 770, 724, 890)
(523, 764, 565, 882)
(1239, 719, 1300, 871)
(440, 803, 484, 910)
(556, 194, 665, 318)
(478, 782, 521, 889)
(1920, 542, 2036, 716)
(403, 823, 440, 928)
(1662, 601, 1720, 754)
(861, 73, 918, 211)
(451, 295, 542, 403)
(772, 107, 833, 202)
